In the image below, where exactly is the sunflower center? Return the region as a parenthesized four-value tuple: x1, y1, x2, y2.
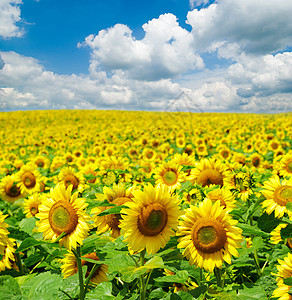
(64, 174, 79, 190)
(197, 169, 223, 187)
(191, 218, 227, 254)
(5, 182, 20, 197)
(286, 160, 292, 173)
(36, 160, 45, 168)
(49, 201, 78, 235)
(138, 203, 168, 236)
(273, 185, 292, 206)
(30, 206, 38, 216)
(22, 172, 36, 188)
(162, 170, 178, 186)
(105, 197, 131, 231)
(252, 157, 260, 167)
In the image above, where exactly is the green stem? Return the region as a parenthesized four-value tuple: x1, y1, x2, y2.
(246, 199, 262, 278)
(15, 252, 24, 275)
(144, 269, 153, 294)
(139, 250, 146, 300)
(73, 246, 85, 300)
(199, 268, 203, 286)
(214, 268, 223, 288)
(84, 263, 99, 294)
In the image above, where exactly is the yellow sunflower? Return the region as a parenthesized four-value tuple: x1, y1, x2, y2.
(91, 183, 135, 238)
(278, 154, 292, 178)
(36, 183, 90, 250)
(23, 193, 44, 218)
(154, 161, 185, 191)
(61, 251, 108, 284)
(206, 187, 236, 212)
(272, 252, 292, 300)
(58, 166, 85, 193)
(177, 198, 243, 272)
(120, 184, 182, 254)
(261, 175, 292, 218)
(16, 163, 41, 195)
(270, 223, 292, 248)
(190, 158, 229, 188)
(0, 236, 16, 272)
(0, 175, 23, 202)
(225, 167, 255, 202)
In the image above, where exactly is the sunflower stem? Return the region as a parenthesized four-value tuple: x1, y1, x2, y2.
(84, 263, 99, 294)
(139, 249, 146, 300)
(73, 246, 85, 300)
(214, 267, 223, 288)
(15, 252, 24, 275)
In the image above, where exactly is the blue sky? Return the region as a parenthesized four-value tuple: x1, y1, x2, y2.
(0, 0, 291, 112)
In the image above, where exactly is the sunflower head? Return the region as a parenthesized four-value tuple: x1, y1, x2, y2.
(177, 198, 243, 272)
(36, 183, 90, 250)
(120, 184, 182, 254)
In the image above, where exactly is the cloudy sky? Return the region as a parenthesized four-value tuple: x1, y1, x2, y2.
(0, 0, 292, 113)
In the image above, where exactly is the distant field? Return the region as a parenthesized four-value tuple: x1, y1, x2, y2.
(0, 110, 291, 299)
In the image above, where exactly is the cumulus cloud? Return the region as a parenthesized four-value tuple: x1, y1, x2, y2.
(187, 0, 292, 54)
(80, 13, 204, 81)
(0, 51, 182, 111)
(0, 0, 23, 38)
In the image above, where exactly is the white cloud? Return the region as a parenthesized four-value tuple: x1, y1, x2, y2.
(81, 13, 204, 81)
(0, 0, 23, 38)
(187, 0, 292, 54)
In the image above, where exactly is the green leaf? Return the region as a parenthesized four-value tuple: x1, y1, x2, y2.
(120, 256, 164, 283)
(237, 224, 270, 237)
(284, 277, 292, 286)
(281, 224, 292, 240)
(149, 288, 168, 299)
(257, 212, 281, 233)
(237, 285, 267, 299)
(0, 275, 22, 299)
(252, 237, 264, 250)
(85, 282, 123, 300)
(155, 270, 188, 284)
(176, 291, 194, 300)
(16, 237, 47, 253)
(19, 217, 37, 234)
(189, 285, 207, 298)
(97, 205, 128, 216)
(21, 271, 62, 299)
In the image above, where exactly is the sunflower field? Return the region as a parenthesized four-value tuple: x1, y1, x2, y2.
(0, 110, 291, 300)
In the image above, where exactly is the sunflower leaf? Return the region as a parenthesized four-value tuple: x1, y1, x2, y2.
(284, 278, 292, 286)
(256, 212, 281, 233)
(97, 205, 129, 216)
(0, 275, 22, 299)
(280, 224, 292, 240)
(154, 270, 189, 284)
(16, 237, 51, 253)
(19, 217, 37, 235)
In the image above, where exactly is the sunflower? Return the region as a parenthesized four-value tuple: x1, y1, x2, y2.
(206, 187, 236, 212)
(33, 155, 50, 169)
(272, 252, 292, 300)
(0, 175, 23, 202)
(270, 223, 292, 248)
(91, 183, 135, 238)
(177, 198, 243, 272)
(0, 236, 16, 272)
(183, 187, 204, 206)
(81, 163, 98, 184)
(36, 183, 90, 250)
(154, 161, 185, 191)
(58, 166, 85, 193)
(278, 154, 292, 178)
(23, 193, 44, 218)
(0, 212, 16, 271)
(120, 184, 182, 254)
(61, 251, 108, 284)
(16, 163, 41, 195)
(190, 158, 229, 188)
(261, 175, 292, 218)
(225, 167, 255, 202)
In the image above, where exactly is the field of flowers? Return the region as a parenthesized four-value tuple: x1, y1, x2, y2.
(0, 110, 291, 300)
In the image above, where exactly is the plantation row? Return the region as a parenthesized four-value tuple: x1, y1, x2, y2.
(0, 110, 291, 299)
